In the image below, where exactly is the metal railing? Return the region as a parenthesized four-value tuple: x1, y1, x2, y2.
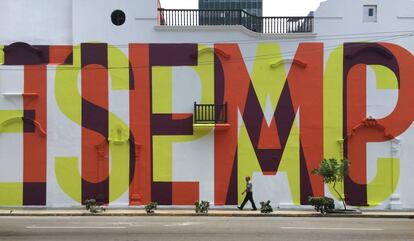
(158, 8, 313, 34)
(194, 102, 228, 124)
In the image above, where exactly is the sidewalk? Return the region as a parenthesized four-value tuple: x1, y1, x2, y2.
(0, 208, 413, 218)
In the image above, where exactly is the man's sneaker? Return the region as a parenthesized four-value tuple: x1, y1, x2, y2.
(252, 208, 257, 211)
(237, 206, 242, 210)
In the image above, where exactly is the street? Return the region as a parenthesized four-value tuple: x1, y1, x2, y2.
(0, 216, 413, 241)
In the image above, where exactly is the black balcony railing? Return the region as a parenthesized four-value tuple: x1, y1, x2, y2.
(194, 102, 228, 124)
(158, 8, 314, 34)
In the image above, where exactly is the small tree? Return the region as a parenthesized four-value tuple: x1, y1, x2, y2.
(312, 158, 350, 210)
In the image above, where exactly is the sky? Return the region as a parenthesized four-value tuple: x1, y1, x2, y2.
(160, 0, 326, 16)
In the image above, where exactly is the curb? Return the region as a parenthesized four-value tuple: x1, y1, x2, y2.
(0, 212, 413, 218)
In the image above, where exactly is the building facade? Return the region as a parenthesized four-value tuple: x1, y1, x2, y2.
(0, 0, 414, 210)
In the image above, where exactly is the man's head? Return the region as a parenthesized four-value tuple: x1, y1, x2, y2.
(245, 176, 251, 181)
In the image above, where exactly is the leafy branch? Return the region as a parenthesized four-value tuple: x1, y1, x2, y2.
(312, 158, 350, 210)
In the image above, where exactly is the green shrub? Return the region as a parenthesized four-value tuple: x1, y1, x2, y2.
(308, 196, 335, 215)
(145, 202, 158, 214)
(84, 199, 105, 214)
(195, 200, 210, 214)
(259, 200, 273, 213)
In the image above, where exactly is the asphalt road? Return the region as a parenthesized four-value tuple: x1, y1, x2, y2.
(0, 216, 413, 241)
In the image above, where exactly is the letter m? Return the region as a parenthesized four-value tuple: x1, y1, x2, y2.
(214, 43, 324, 205)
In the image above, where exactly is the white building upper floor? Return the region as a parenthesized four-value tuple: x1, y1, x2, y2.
(0, 0, 413, 45)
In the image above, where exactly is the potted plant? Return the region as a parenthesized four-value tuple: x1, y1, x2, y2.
(195, 200, 210, 214)
(84, 199, 105, 214)
(259, 200, 273, 214)
(145, 202, 158, 214)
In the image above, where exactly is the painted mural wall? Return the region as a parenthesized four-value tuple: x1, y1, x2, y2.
(0, 0, 414, 209)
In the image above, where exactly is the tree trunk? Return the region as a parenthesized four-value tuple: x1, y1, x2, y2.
(333, 182, 347, 210)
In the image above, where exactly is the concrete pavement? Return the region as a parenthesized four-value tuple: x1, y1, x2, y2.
(0, 208, 413, 218)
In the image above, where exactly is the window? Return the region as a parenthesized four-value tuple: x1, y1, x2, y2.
(111, 10, 126, 26)
(363, 5, 377, 22)
(368, 8, 374, 16)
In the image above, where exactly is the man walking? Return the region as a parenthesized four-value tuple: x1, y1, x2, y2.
(238, 176, 257, 210)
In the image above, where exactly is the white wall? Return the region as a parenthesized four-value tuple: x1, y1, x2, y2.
(0, 0, 72, 45)
(315, 0, 414, 35)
